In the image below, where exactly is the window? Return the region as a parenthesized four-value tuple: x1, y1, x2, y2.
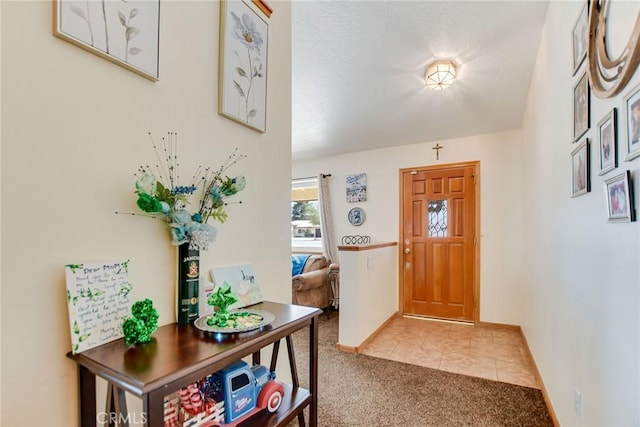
(291, 177, 323, 251)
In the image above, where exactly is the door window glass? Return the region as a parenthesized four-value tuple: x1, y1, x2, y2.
(427, 199, 448, 237)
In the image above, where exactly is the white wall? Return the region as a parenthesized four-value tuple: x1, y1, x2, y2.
(1, 1, 292, 425)
(338, 245, 398, 348)
(293, 129, 524, 325)
(521, 2, 639, 425)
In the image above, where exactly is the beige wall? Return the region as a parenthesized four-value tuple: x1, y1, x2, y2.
(521, 1, 639, 425)
(293, 129, 525, 325)
(1, 1, 292, 425)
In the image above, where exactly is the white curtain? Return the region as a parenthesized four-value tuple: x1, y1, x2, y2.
(318, 173, 337, 264)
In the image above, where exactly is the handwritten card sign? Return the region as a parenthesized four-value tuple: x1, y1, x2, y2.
(65, 260, 133, 354)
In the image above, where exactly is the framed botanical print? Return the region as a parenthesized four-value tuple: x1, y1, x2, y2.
(597, 108, 617, 175)
(572, 1, 588, 75)
(604, 171, 635, 222)
(53, 0, 160, 81)
(219, 0, 269, 133)
(573, 72, 590, 142)
(623, 84, 640, 161)
(571, 138, 590, 197)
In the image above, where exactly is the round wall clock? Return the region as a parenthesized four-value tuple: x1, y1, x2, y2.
(348, 207, 365, 226)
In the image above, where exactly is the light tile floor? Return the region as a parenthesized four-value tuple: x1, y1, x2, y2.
(358, 315, 540, 389)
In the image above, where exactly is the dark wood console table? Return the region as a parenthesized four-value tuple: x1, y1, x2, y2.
(67, 301, 321, 427)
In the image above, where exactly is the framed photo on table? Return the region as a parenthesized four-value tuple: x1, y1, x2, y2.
(219, 0, 269, 133)
(572, 1, 588, 75)
(598, 108, 617, 175)
(53, 0, 160, 81)
(604, 171, 635, 222)
(624, 84, 640, 160)
(573, 72, 590, 142)
(571, 138, 590, 197)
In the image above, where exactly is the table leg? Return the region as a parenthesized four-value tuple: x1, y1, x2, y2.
(285, 335, 306, 427)
(309, 316, 318, 427)
(79, 365, 96, 427)
(144, 390, 165, 427)
(252, 350, 261, 365)
(269, 339, 281, 372)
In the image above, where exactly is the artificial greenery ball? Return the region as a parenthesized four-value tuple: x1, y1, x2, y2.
(122, 299, 159, 345)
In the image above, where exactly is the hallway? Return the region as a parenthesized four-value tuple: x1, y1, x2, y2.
(358, 315, 540, 389)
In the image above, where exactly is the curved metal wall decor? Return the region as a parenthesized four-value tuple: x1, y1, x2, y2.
(341, 235, 371, 245)
(588, 0, 640, 98)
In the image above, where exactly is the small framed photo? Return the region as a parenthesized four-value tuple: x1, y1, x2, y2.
(572, 1, 588, 75)
(573, 72, 590, 142)
(598, 108, 617, 175)
(571, 138, 590, 197)
(604, 171, 635, 222)
(623, 84, 640, 161)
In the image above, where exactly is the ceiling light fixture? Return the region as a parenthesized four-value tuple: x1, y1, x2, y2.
(426, 60, 456, 90)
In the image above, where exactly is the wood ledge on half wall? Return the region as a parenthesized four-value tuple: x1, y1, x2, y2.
(337, 241, 398, 251)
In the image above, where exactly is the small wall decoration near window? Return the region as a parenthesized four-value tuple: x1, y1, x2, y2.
(624, 84, 640, 161)
(573, 71, 590, 142)
(219, 0, 268, 133)
(604, 171, 635, 222)
(346, 173, 367, 202)
(572, 1, 588, 75)
(571, 138, 590, 197)
(348, 207, 365, 226)
(598, 108, 617, 175)
(53, 0, 160, 81)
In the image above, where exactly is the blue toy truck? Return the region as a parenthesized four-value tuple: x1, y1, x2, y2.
(201, 360, 284, 427)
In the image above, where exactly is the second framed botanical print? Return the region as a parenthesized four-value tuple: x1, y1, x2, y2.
(219, 0, 269, 133)
(597, 108, 617, 175)
(571, 138, 590, 197)
(573, 72, 590, 142)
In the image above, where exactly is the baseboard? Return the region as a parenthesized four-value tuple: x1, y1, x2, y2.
(519, 331, 560, 427)
(336, 312, 400, 354)
(335, 343, 358, 353)
(476, 320, 521, 331)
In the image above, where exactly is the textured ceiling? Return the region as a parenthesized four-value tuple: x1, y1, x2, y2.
(291, 1, 549, 160)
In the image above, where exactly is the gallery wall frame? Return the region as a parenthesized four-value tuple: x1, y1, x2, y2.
(346, 173, 367, 202)
(219, 0, 269, 133)
(604, 170, 635, 222)
(571, 138, 590, 198)
(597, 108, 617, 176)
(623, 83, 640, 161)
(571, 0, 588, 75)
(53, 0, 160, 81)
(573, 71, 590, 142)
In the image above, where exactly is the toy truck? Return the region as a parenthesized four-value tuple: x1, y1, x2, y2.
(200, 360, 284, 427)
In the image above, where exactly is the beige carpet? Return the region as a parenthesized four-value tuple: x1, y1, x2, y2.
(287, 311, 553, 427)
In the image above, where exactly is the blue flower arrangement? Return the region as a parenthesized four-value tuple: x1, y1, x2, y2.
(126, 132, 246, 251)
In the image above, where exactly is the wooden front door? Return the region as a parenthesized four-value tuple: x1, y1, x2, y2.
(400, 162, 478, 321)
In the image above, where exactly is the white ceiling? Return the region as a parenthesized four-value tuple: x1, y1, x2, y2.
(291, 0, 549, 161)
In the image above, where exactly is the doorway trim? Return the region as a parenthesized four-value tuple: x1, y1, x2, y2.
(398, 160, 481, 323)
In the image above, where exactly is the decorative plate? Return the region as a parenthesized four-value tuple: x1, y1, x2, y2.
(194, 309, 275, 334)
(348, 207, 366, 226)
